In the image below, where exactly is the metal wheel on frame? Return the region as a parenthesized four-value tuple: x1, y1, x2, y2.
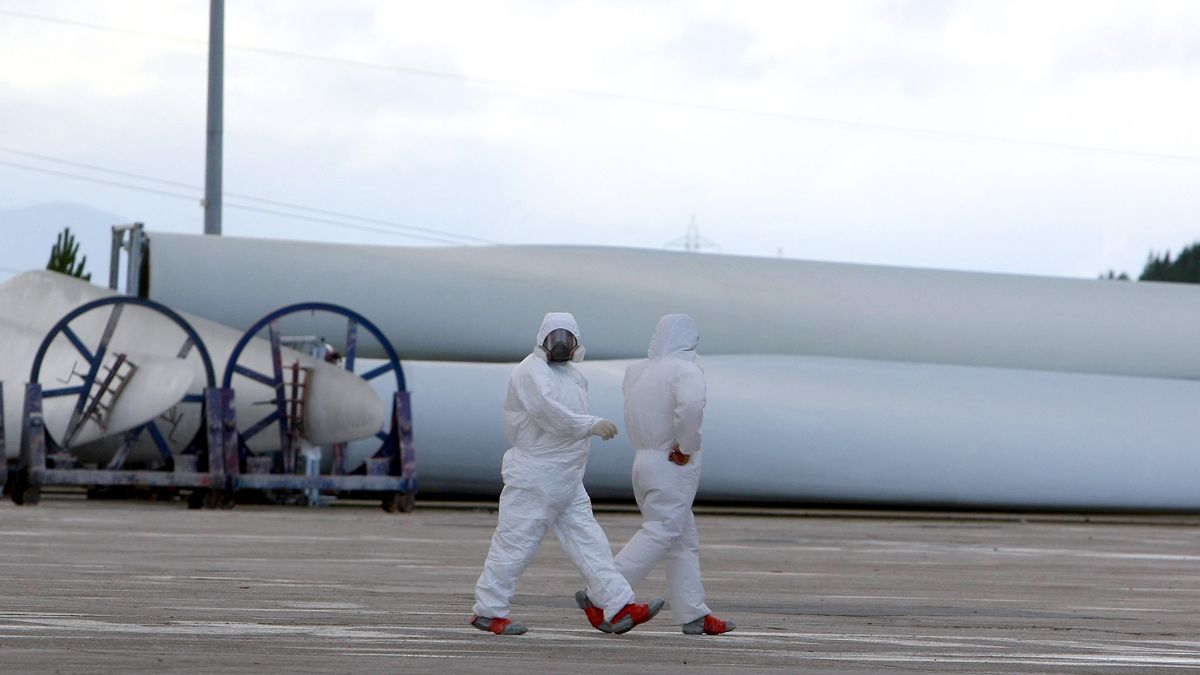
(23, 296, 217, 504)
(222, 302, 414, 510)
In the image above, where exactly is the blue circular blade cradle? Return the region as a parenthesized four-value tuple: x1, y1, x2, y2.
(221, 302, 414, 505)
(29, 295, 217, 463)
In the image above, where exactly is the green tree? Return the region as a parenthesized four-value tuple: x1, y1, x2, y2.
(46, 227, 91, 281)
(1139, 242, 1200, 283)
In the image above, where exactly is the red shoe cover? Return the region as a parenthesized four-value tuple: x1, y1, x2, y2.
(612, 602, 654, 627)
(575, 591, 605, 629)
(582, 605, 604, 629)
(470, 614, 525, 635)
(703, 615, 733, 635)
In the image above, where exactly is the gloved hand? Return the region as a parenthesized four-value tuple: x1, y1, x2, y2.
(590, 419, 618, 441)
(668, 444, 691, 466)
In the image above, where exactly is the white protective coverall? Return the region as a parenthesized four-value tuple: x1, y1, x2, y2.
(473, 313, 635, 623)
(602, 314, 712, 624)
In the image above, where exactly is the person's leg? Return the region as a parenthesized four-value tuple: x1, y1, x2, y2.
(473, 483, 550, 619)
(664, 509, 711, 624)
(553, 483, 635, 623)
(612, 449, 693, 590)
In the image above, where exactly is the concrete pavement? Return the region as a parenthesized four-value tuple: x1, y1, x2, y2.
(0, 497, 1196, 673)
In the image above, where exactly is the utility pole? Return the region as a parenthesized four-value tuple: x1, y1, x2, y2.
(203, 0, 224, 235)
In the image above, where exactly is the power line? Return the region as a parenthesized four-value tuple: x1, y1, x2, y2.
(0, 147, 498, 245)
(222, 202, 485, 245)
(4, 9, 1200, 166)
(0, 147, 196, 190)
(222, 193, 498, 244)
(0, 9, 210, 46)
(0, 154, 480, 244)
(0, 159, 202, 201)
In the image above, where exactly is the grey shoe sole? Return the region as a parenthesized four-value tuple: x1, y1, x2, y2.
(607, 615, 636, 634)
(471, 616, 528, 636)
(646, 598, 665, 621)
(610, 597, 664, 635)
(575, 591, 635, 634)
(574, 590, 592, 611)
(682, 617, 735, 635)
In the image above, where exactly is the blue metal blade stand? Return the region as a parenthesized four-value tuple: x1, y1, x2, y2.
(12, 296, 232, 508)
(222, 302, 416, 513)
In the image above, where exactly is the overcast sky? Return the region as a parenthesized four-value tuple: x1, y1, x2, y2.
(1, 0, 1197, 279)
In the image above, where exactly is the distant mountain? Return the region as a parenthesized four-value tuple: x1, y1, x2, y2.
(0, 202, 132, 284)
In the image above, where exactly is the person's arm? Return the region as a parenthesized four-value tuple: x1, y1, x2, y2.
(671, 364, 706, 456)
(513, 367, 602, 441)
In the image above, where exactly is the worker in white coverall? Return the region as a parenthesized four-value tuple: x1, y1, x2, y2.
(471, 312, 664, 636)
(582, 314, 735, 636)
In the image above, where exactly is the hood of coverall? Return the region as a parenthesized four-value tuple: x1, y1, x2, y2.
(647, 313, 699, 360)
(534, 312, 586, 362)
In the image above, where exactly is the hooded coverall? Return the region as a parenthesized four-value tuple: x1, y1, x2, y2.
(594, 313, 712, 624)
(473, 313, 635, 623)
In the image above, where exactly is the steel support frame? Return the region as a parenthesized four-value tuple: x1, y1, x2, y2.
(222, 302, 415, 510)
(13, 295, 230, 506)
(18, 382, 234, 496)
(11, 296, 415, 511)
(109, 223, 146, 297)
